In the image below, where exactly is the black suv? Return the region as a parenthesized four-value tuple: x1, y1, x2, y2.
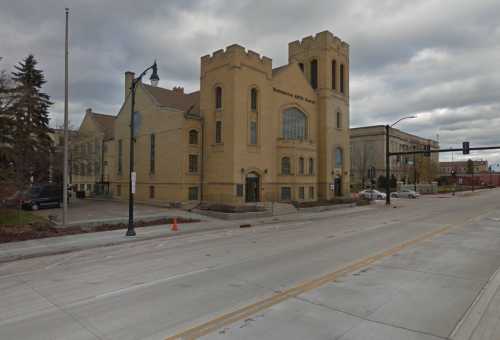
(21, 184, 63, 210)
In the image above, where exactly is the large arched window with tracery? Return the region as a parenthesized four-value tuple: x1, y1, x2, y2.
(282, 108, 307, 140)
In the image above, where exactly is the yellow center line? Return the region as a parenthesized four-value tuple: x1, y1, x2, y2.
(166, 223, 456, 340)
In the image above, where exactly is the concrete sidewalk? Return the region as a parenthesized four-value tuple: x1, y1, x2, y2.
(0, 205, 372, 263)
(451, 267, 500, 340)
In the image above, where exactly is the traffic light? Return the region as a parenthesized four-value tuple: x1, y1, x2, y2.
(463, 141, 470, 155)
(424, 145, 431, 157)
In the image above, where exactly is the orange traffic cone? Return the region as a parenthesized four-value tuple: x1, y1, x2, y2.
(171, 218, 178, 231)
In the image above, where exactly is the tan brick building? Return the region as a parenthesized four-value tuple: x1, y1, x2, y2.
(350, 125, 439, 189)
(71, 108, 115, 195)
(79, 30, 351, 204)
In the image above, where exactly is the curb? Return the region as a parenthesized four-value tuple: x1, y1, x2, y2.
(450, 266, 500, 339)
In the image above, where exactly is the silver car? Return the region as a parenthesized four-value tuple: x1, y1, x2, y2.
(391, 189, 419, 199)
(359, 189, 386, 200)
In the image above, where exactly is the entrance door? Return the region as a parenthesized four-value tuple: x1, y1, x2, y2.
(335, 176, 342, 196)
(245, 172, 260, 202)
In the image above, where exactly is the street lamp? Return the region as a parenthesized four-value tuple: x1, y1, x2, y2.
(126, 61, 160, 237)
(385, 116, 416, 205)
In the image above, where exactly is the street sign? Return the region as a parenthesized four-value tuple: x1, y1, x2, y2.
(131, 171, 136, 194)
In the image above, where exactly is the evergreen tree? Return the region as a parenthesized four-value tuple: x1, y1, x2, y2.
(0, 57, 16, 182)
(9, 55, 53, 188)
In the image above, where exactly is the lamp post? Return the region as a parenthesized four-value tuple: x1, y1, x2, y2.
(385, 116, 416, 205)
(126, 61, 160, 237)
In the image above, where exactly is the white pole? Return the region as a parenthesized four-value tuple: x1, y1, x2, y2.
(63, 8, 69, 225)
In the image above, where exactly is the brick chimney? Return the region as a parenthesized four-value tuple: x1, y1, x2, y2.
(172, 86, 184, 95)
(125, 71, 135, 101)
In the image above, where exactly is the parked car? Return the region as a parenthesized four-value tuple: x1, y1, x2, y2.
(20, 184, 63, 210)
(359, 189, 386, 200)
(391, 189, 420, 199)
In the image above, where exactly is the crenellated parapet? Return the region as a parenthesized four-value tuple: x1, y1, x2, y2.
(289, 30, 349, 58)
(201, 44, 272, 77)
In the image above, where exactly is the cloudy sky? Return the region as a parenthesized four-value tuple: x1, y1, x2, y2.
(1, 0, 500, 166)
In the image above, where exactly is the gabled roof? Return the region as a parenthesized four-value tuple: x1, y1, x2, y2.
(91, 112, 115, 139)
(143, 84, 200, 115)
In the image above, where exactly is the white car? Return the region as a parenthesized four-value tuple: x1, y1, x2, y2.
(359, 189, 386, 200)
(391, 189, 419, 199)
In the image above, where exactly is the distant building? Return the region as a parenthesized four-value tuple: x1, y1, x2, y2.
(439, 160, 489, 176)
(350, 125, 439, 189)
(71, 108, 115, 195)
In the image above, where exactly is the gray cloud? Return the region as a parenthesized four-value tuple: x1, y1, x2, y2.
(1, 0, 500, 165)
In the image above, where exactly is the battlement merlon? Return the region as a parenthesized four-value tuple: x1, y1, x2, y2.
(288, 30, 349, 57)
(201, 44, 272, 77)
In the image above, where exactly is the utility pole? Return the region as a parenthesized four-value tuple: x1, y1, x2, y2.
(385, 125, 390, 205)
(413, 145, 417, 192)
(62, 8, 69, 225)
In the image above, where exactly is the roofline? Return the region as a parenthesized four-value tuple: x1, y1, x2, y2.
(350, 125, 439, 144)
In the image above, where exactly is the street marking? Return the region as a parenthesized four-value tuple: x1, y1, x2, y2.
(165, 224, 455, 340)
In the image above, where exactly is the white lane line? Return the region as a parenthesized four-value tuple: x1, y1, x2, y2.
(67, 267, 213, 308)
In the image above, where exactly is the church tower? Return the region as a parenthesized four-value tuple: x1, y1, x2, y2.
(288, 31, 350, 199)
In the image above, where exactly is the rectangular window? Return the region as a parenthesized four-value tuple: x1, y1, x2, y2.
(340, 64, 345, 93)
(336, 112, 341, 129)
(118, 140, 123, 175)
(299, 186, 305, 200)
(309, 158, 314, 175)
(299, 63, 304, 72)
(215, 121, 222, 143)
(80, 184, 84, 191)
(250, 121, 257, 145)
(149, 186, 155, 199)
(310, 60, 318, 89)
(332, 60, 337, 90)
(189, 154, 198, 173)
(309, 186, 315, 199)
(150, 134, 155, 174)
(281, 187, 292, 201)
(117, 184, 121, 196)
(189, 187, 199, 200)
(86, 184, 91, 191)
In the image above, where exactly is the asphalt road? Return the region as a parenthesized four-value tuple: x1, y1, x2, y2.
(1, 190, 500, 339)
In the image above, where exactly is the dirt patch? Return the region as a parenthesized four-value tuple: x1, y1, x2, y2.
(0, 217, 198, 243)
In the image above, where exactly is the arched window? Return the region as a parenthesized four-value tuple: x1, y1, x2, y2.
(332, 59, 337, 90)
(299, 157, 305, 175)
(310, 59, 318, 89)
(250, 88, 258, 111)
(336, 112, 341, 129)
(282, 107, 307, 140)
(215, 86, 222, 110)
(281, 157, 291, 175)
(309, 158, 314, 175)
(189, 130, 198, 145)
(340, 64, 345, 93)
(335, 147, 343, 168)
